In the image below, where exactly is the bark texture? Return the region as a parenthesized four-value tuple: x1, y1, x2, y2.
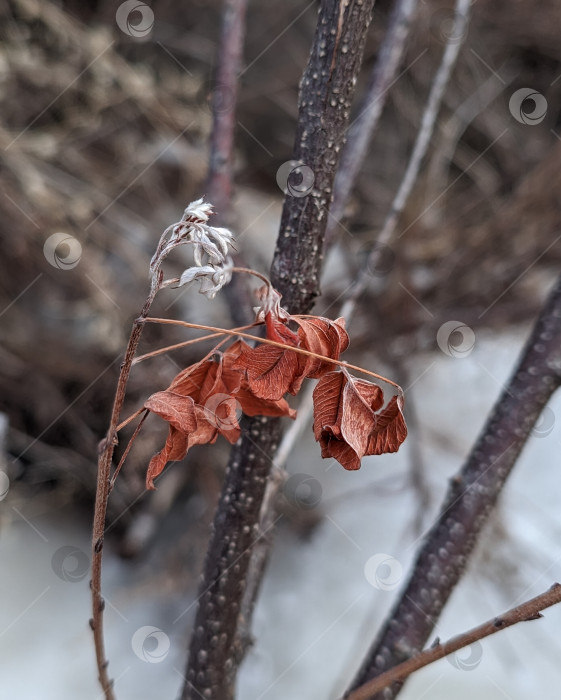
(181, 2, 376, 698)
(347, 274, 561, 699)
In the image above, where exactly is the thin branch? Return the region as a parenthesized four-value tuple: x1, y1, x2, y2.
(422, 62, 516, 228)
(340, 0, 471, 322)
(346, 273, 561, 699)
(345, 583, 561, 700)
(205, 0, 248, 219)
(90, 286, 158, 700)
(326, 0, 419, 244)
(143, 316, 403, 392)
(109, 410, 148, 491)
(205, 0, 253, 328)
(180, 3, 377, 697)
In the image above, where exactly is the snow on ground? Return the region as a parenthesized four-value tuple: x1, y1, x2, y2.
(2, 325, 561, 699)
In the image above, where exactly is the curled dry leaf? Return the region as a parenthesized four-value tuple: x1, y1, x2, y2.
(293, 316, 349, 378)
(137, 282, 405, 489)
(232, 313, 350, 400)
(313, 369, 407, 470)
(144, 346, 296, 488)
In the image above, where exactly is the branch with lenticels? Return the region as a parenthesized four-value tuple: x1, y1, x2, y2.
(180, 2, 377, 699)
(345, 272, 561, 699)
(345, 583, 561, 700)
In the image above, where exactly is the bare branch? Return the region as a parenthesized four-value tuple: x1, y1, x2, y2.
(327, 0, 419, 244)
(91, 287, 158, 700)
(205, 0, 253, 328)
(237, 0, 419, 649)
(205, 0, 248, 218)
(340, 0, 471, 322)
(346, 273, 561, 698)
(180, 2, 377, 698)
(345, 583, 561, 700)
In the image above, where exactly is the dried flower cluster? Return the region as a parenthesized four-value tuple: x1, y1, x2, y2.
(149, 197, 235, 297)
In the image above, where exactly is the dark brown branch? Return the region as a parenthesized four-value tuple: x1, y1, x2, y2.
(345, 583, 561, 700)
(180, 2, 376, 698)
(346, 273, 561, 699)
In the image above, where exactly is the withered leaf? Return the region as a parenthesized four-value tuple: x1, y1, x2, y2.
(366, 395, 408, 455)
(146, 426, 189, 489)
(143, 391, 198, 433)
(222, 341, 297, 418)
(313, 370, 406, 470)
(232, 339, 301, 401)
(294, 316, 349, 379)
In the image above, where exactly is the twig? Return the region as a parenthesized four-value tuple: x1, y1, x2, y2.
(205, 0, 248, 219)
(340, 0, 471, 322)
(205, 0, 253, 328)
(345, 583, 561, 700)
(326, 0, 419, 244)
(143, 316, 403, 392)
(346, 273, 561, 699)
(422, 63, 516, 228)
(180, 3, 377, 698)
(90, 287, 157, 700)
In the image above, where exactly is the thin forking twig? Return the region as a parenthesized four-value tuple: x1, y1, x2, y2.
(344, 583, 561, 700)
